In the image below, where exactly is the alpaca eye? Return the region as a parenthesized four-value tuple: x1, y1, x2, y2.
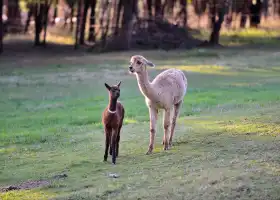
(136, 61, 141, 65)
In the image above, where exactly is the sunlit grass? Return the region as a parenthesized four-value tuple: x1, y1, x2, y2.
(0, 190, 54, 200)
(158, 65, 235, 75)
(45, 33, 75, 45)
(194, 28, 280, 46)
(222, 28, 280, 38)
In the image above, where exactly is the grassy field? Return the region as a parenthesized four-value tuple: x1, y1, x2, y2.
(0, 45, 280, 200)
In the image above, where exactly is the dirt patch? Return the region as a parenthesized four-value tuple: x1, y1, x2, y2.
(0, 173, 68, 193)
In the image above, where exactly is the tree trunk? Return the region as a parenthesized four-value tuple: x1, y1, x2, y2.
(154, 0, 162, 20)
(79, 0, 90, 45)
(42, 0, 49, 46)
(120, 0, 134, 49)
(262, 0, 268, 18)
(114, 0, 122, 36)
(100, 0, 110, 47)
(0, 0, 3, 53)
(146, 0, 152, 20)
(70, 6, 74, 32)
(132, 0, 138, 19)
(179, 0, 187, 27)
(34, 3, 44, 46)
(24, 4, 33, 33)
(249, 0, 262, 28)
(240, 0, 249, 28)
(75, 0, 82, 49)
(88, 0, 97, 42)
(273, 0, 280, 17)
(209, 0, 225, 45)
(7, 0, 21, 25)
(165, 0, 175, 19)
(103, 0, 112, 47)
(52, 0, 58, 25)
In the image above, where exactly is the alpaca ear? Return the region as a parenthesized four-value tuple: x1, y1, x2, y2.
(117, 81, 121, 88)
(142, 57, 155, 67)
(104, 83, 111, 91)
(146, 61, 155, 67)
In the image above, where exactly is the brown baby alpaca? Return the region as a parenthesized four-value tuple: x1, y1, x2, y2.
(102, 81, 125, 165)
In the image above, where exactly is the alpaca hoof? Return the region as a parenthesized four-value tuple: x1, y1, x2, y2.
(146, 150, 153, 155)
(163, 146, 170, 151)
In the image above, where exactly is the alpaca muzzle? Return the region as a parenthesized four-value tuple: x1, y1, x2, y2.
(129, 65, 135, 73)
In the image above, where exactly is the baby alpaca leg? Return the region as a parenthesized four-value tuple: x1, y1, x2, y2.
(163, 108, 171, 150)
(111, 130, 117, 164)
(146, 107, 158, 155)
(169, 101, 182, 147)
(104, 128, 111, 162)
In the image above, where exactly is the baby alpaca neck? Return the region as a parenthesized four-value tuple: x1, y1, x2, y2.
(108, 97, 118, 112)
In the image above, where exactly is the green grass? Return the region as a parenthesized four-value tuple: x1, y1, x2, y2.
(0, 47, 280, 200)
(193, 28, 280, 46)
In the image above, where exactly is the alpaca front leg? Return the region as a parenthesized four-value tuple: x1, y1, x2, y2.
(169, 101, 182, 147)
(146, 107, 158, 155)
(104, 128, 111, 162)
(163, 109, 171, 150)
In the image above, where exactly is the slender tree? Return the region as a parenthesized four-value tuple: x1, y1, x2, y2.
(65, 0, 77, 32)
(179, 0, 187, 27)
(52, 0, 59, 25)
(120, 0, 134, 49)
(7, 0, 20, 27)
(24, 2, 34, 33)
(192, 0, 207, 28)
(79, 0, 90, 45)
(34, 2, 44, 45)
(100, 0, 110, 46)
(146, 0, 152, 20)
(88, 0, 97, 42)
(209, 0, 227, 45)
(75, 0, 82, 49)
(114, 0, 123, 36)
(154, 0, 162, 19)
(42, 0, 51, 46)
(165, 0, 175, 19)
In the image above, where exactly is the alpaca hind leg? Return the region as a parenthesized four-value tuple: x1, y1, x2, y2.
(116, 125, 121, 157)
(111, 130, 118, 164)
(169, 101, 182, 147)
(163, 108, 171, 150)
(146, 107, 158, 155)
(104, 128, 111, 162)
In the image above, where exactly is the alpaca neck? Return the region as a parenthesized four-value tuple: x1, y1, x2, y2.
(136, 70, 155, 100)
(108, 97, 118, 112)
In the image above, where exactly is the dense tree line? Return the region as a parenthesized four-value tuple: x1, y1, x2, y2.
(1, 0, 280, 53)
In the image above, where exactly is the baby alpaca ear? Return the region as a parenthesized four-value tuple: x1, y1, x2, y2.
(117, 81, 121, 88)
(146, 61, 155, 67)
(104, 83, 111, 91)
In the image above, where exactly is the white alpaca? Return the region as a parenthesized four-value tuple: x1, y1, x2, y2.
(128, 55, 188, 154)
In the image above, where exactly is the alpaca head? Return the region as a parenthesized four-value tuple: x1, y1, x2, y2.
(128, 55, 155, 74)
(104, 81, 121, 99)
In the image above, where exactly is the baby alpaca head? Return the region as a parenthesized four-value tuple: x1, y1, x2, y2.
(128, 55, 155, 74)
(104, 81, 121, 99)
